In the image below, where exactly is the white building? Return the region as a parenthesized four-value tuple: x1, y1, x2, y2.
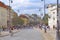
(47, 4, 58, 29)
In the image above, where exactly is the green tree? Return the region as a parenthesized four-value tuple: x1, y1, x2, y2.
(32, 14, 37, 18)
(17, 17, 24, 25)
(12, 17, 24, 26)
(12, 13, 24, 26)
(29, 14, 41, 25)
(43, 14, 49, 25)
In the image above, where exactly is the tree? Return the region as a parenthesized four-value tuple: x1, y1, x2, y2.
(28, 14, 41, 25)
(17, 17, 24, 25)
(12, 17, 24, 26)
(43, 14, 49, 25)
(32, 14, 37, 18)
(12, 13, 24, 26)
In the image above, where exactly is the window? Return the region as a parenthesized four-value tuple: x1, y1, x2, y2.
(53, 12, 55, 14)
(53, 25, 55, 29)
(53, 17, 55, 20)
(48, 14, 51, 18)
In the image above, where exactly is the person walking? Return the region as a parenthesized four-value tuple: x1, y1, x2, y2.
(9, 26, 14, 36)
(39, 25, 42, 30)
(44, 25, 47, 33)
(47, 26, 50, 30)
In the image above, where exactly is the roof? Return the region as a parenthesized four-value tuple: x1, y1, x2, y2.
(0, 1, 11, 9)
(19, 14, 28, 19)
(47, 4, 60, 8)
(47, 4, 56, 8)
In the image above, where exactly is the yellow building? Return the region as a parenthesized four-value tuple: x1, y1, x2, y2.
(19, 14, 29, 25)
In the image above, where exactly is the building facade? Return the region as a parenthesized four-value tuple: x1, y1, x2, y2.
(0, 7, 8, 28)
(0, 1, 14, 28)
(47, 4, 58, 29)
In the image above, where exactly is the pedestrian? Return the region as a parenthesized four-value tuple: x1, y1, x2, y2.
(39, 25, 42, 30)
(0, 26, 2, 35)
(44, 25, 47, 33)
(2, 26, 5, 31)
(47, 26, 50, 30)
(53, 25, 55, 29)
(9, 26, 14, 36)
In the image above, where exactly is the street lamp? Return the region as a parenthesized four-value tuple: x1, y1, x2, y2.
(56, 0, 60, 40)
(41, 0, 45, 16)
(57, 0, 59, 33)
(8, 0, 13, 29)
(40, 0, 45, 24)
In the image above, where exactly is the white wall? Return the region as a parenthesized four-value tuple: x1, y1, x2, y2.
(48, 5, 57, 29)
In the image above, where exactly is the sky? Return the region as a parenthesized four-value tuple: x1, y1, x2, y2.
(0, 0, 59, 16)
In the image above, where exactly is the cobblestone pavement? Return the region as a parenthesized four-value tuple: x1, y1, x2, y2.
(0, 29, 44, 40)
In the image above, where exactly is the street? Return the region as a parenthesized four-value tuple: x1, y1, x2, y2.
(0, 29, 44, 40)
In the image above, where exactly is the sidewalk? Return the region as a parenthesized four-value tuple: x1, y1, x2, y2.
(33, 27, 56, 40)
(0, 29, 20, 37)
(41, 29, 56, 40)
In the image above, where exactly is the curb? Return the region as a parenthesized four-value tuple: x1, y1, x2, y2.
(0, 34, 9, 37)
(0, 29, 20, 37)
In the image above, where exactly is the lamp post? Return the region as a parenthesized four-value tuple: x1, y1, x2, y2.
(41, 0, 45, 16)
(40, 0, 45, 24)
(56, 0, 60, 40)
(57, 0, 59, 33)
(43, 0, 45, 16)
(8, 0, 13, 29)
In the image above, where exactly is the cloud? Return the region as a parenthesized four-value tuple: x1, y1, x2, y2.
(29, 0, 41, 3)
(12, 2, 43, 10)
(0, 0, 57, 16)
(14, 8, 41, 15)
(0, 0, 9, 5)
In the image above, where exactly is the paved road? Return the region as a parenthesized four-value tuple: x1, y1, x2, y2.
(0, 29, 44, 40)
